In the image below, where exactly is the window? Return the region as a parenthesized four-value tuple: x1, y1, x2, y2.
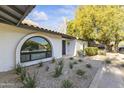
(20, 36, 52, 62)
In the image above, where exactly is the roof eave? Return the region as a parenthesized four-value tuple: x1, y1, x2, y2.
(19, 23, 76, 39)
(16, 5, 35, 26)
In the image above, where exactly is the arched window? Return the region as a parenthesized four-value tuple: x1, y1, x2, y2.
(20, 36, 52, 62)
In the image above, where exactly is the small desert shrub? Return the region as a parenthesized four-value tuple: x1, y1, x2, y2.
(121, 64, 124, 67)
(85, 47, 98, 56)
(15, 64, 23, 75)
(78, 59, 83, 62)
(69, 62, 73, 69)
(51, 58, 56, 63)
(86, 64, 92, 68)
(38, 62, 43, 67)
(20, 68, 26, 81)
(77, 50, 84, 57)
(76, 69, 85, 76)
(53, 65, 63, 78)
(98, 50, 106, 55)
(22, 72, 37, 88)
(73, 61, 78, 64)
(45, 66, 49, 71)
(58, 59, 64, 66)
(69, 57, 74, 60)
(105, 59, 111, 64)
(61, 80, 73, 88)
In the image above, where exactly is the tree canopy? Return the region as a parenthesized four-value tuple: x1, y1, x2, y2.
(67, 5, 124, 51)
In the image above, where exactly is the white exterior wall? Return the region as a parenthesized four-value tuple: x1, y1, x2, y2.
(0, 23, 62, 72)
(75, 40, 87, 50)
(0, 23, 87, 72)
(66, 39, 76, 56)
(66, 39, 88, 56)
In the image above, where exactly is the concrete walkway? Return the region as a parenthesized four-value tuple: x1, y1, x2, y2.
(90, 53, 124, 88)
(90, 65, 124, 88)
(90, 64, 124, 88)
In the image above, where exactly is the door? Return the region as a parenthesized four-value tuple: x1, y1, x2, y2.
(62, 40, 66, 55)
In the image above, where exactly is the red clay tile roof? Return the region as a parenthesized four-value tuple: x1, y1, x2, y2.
(19, 23, 76, 39)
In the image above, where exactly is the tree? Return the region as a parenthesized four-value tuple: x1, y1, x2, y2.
(67, 20, 76, 37)
(113, 30, 124, 52)
(67, 5, 124, 52)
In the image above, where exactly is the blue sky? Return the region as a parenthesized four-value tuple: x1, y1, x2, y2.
(25, 5, 77, 31)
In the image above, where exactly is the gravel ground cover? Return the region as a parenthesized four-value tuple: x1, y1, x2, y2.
(0, 56, 105, 88)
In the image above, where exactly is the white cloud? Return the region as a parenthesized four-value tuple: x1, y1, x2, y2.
(63, 6, 75, 10)
(57, 16, 67, 33)
(58, 6, 76, 15)
(22, 19, 40, 27)
(32, 10, 48, 21)
(59, 8, 70, 14)
(22, 18, 59, 31)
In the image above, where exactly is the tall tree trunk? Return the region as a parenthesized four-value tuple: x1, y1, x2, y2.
(113, 41, 119, 53)
(88, 40, 94, 47)
(106, 44, 112, 52)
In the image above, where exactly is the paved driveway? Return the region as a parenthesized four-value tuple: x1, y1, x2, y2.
(90, 53, 124, 88)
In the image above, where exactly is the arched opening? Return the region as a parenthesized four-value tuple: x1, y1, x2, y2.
(20, 36, 52, 63)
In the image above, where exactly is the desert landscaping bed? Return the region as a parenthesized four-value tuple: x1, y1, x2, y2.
(0, 56, 105, 88)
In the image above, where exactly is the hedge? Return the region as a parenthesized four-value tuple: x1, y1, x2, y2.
(85, 47, 98, 56)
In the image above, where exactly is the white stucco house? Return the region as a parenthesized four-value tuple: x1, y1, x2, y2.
(0, 5, 87, 72)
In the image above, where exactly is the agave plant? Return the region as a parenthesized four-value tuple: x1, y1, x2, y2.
(53, 64, 63, 78)
(51, 58, 56, 63)
(20, 68, 26, 81)
(22, 72, 38, 88)
(15, 63, 23, 75)
(61, 80, 73, 88)
(86, 64, 92, 69)
(38, 62, 43, 67)
(76, 69, 85, 76)
(69, 62, 73, 69)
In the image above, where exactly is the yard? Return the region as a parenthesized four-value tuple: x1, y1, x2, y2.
(0, 55, 105, 88)
(0, 52, 124, 88)
(1, 5, 124, 88)
(0, 53, 105, 87)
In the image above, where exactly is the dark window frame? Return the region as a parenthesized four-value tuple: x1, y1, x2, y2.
(20, 36, 52, 63)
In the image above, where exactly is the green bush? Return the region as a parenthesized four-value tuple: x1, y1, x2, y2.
(61, 80, 73, 88)
(76, 69, 85, 76)
(85, 47, 98, 56)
